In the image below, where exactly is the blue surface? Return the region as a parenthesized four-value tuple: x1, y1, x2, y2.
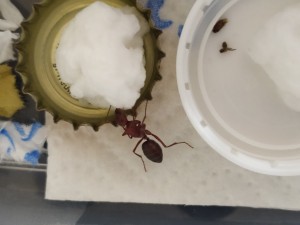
(24, 150, 40, 165)
(14, 122, 43, 142)
(0, 128, 15, 150)
(178, 24, 184, 37)
(146, 0, 173, 29)
(1, 122, 44, 164)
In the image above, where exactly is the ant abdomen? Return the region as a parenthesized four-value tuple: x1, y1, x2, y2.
(142, 139, 163, 163)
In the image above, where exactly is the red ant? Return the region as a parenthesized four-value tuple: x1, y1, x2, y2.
(114, 101, 193, 172)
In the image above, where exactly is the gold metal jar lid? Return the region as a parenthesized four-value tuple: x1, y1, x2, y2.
(15, 0, 164, 130)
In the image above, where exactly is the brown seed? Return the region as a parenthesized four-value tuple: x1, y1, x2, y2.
(213, 18, 228, 33)
(222, 42, 228, 49)
(219, 41, 236, 53)
(220, 48, 226, 53)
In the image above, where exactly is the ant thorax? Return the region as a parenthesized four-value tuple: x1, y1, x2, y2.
(125, 120, 146, 138)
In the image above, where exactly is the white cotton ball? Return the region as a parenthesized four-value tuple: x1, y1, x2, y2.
(56, 2, 148, 109)
(248, 3, 300, 112)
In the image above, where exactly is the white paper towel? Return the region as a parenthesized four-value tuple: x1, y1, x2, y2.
(46, 0, 300, 210)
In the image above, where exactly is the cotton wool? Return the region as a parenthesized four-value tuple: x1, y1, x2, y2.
(248, 3, 300, 112)
(56, 2, 149, 109)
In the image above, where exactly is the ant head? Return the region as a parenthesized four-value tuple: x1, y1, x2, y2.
(114, 108, 128, 127)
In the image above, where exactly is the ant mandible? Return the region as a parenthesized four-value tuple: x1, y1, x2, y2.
(114, 101, 193, 172)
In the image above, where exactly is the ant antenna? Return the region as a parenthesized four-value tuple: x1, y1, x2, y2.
(142, 100, 148, 123)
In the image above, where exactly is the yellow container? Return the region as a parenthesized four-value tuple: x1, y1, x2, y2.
(15, 0, 164, 130)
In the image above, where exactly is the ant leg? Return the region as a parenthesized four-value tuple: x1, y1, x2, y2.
(142, 100, 148, 124)
(132, 138, 147, 172)
(146, 130, 193, 148)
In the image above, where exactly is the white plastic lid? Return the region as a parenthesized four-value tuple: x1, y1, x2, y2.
(176, 0, 300, 176)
